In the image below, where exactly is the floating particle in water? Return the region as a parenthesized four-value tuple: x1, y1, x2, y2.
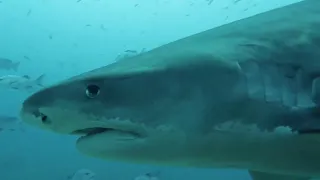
(23, 56, 31, 61)
(206, 0, 214, 5)
(100, 24, 106, 31)
(233, 0, 242, 3)
(26, 9, 32, 16)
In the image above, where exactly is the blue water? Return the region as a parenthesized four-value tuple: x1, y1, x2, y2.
(0, 0, 302, 179)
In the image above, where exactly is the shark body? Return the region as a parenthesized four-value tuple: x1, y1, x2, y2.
(20, 1, 320, 180)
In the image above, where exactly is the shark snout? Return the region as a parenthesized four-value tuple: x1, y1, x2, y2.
(20, 105, 50, 127)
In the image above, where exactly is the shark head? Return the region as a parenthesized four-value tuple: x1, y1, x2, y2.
(19, 47, 244, 165)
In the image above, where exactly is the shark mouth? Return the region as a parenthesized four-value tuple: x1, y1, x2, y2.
(71, 127, 141, 138)
(72, 127, 111, 136)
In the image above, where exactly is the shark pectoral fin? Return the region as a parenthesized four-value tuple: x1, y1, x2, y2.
(249, 171, 311, 180)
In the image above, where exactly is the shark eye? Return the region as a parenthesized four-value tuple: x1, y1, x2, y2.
(86, 84, 100, 98)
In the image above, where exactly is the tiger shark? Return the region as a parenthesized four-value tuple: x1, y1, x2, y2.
(19, 0, 320, 180)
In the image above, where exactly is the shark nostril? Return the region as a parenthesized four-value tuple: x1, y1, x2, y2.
(32, 110, 50, 124)
(40, 113, 48, 124)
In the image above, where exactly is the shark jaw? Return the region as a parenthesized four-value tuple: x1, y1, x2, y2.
(71, 126, 143, 142)
(20, 105, 149, 142)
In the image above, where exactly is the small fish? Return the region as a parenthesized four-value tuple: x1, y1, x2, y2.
(0, 74, 45, 91)
(77, 0, 82, 2)
(206, 0, 214, 5)
(124, 50, 138, 54)
(134, 171, 160, 180)
(115, 50, 138, 61)
(85, 24, 91, 27)
(0, 58, 20, 71)
(49, 34, 53, 39)
(67, 169, 95, 180)
(115, 48, 148, 61)
(233, 0, 242, 3)
(23, 56, 31, 61)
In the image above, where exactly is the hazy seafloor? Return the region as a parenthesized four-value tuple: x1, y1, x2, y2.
(0, 0, 304, 180)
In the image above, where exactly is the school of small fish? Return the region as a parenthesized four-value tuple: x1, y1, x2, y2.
(0, 74, 45, 91)
(0, 114, 24, 132)
(0, 58, 46, 91)
(0, 58, 46, 133)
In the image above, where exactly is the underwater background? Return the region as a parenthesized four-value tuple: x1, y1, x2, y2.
(0, 0, 303, 179)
